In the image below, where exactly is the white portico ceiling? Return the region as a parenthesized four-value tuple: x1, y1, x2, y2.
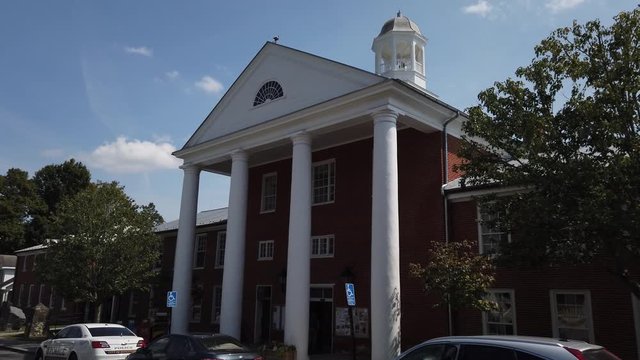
(174, 42, 467, 175)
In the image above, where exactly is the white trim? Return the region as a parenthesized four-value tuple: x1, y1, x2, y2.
(312, 159, 336, 206)
(632, 294, 640, 360)
(215, 231, 226, 269)
(447, 186, 524, 203)
(260, 172, 278, 213)
(309, 284, 334, 302)
(38, 284, 45, 305)
(27, 284, 34, 307)
(21, 255, 28, 272)
(482, 289, 516, 335)
(549, 289, 594, 343)
(257, 240, 274, 261)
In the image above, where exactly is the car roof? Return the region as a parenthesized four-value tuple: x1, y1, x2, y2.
(424, 335, 603, 352)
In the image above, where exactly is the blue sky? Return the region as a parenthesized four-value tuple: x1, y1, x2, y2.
(0, 0, 636, 222)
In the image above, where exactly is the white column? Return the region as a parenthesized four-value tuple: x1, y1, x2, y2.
(284, 133, 312, 360)
(220, 150, 249, 338)
(371, 110, 401, 360)
(171, 164, 200, 334)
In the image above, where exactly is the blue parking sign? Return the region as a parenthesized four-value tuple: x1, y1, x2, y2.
(167, 291, 177, 308)
(345, 283, 356, 306)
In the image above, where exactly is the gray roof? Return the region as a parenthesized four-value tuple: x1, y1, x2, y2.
(379, 12, 422, 36)
(155, 207, 228, 233)
(0, 255, 16, 268)
(14, 243, 52, 254)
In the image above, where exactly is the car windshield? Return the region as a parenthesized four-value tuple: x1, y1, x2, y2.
(582, 349, 622, 360)
(199, 336, 246, 351)
(88, 327, 137, 337)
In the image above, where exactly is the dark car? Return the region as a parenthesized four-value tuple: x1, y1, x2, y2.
(125, 333, 263, 360)
(395, 336, 622, 360)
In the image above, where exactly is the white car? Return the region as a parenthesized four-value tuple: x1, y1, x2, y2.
(35, 323, 144, 360)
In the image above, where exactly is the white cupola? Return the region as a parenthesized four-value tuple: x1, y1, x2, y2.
(372, 12, 427, 90)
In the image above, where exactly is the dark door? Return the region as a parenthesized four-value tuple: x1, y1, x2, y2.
(309, 300, 333, 354)
(255, 286, 272, 344)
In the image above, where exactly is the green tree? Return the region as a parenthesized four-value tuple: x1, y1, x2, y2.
(28, 159, 92, 242)
(37, 182, 163, 321)
(0, 168, 46, 253)
(409, 240, 495, 335)
(457, 8, 640, 297)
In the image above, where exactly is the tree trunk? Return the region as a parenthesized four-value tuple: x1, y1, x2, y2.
(94, 302, 103, 323)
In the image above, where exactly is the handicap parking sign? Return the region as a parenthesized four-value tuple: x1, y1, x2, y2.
(167, 291, 177, 308)
(345, 283, 356, 306)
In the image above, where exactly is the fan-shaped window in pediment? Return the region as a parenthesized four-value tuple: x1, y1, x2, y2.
(253, 81, 284, 106)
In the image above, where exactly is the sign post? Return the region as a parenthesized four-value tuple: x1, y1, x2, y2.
(345, 283, 357, 360)
(167, 291, 176, 334)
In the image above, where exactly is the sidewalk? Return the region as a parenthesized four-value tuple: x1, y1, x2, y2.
(0, 330, 41, 354)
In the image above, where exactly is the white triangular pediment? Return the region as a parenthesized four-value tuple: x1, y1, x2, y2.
(184, 43, 384, 149)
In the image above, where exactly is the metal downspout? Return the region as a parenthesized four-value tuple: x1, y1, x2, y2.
(441, 110, 460, 336)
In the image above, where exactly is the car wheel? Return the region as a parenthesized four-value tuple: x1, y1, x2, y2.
(67, 353, 77, 360)
(34, 350, 43, 360)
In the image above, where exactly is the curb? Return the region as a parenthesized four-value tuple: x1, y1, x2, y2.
(0, 344, 33, 354)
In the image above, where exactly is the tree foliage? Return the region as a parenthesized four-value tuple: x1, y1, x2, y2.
(37, 182, 163, 321)
(457, 8, 640, 296)
(28, 159, 92, 243)
(0, 168, 46, 253)
(409, 240, 495, 335)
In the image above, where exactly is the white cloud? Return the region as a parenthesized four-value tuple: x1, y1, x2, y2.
(82, 137, 182, 174)
(124, 46, 153, 57)
(166, 70, 180, 80)
(195, 75, 224, 94)
(545, 0, 585, 12)
(463, 0, 493, 17)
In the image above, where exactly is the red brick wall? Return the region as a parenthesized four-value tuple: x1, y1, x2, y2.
(449, 200, 639, 359)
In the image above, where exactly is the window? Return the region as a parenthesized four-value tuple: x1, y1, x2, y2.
(313, 160, 335, 205)
(483, 289, 516, 335)
(38, 284, 45, 305)
(21, 255, 28, 272)
(402, 344, 457, 360)
(478, 205, 510, 255)
(311, 235, 335, 258)
(193, 234, 207, 269)
(215, 232, 226, 269)
(550, 290, 594, 342)
(128, 292, 138, 318)
(460, 345, 515, 360)
(261, 173, 277, 213)
(253, 81, 284, 106)
(18, 284, 24, 307)
(28, 284, 34, 306)
(211, 286, 222, 324)
(258, 241, 274, 260)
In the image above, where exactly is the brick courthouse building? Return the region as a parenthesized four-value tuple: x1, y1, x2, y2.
(12, 13, 640, 360)
(162, 13, 640, 360)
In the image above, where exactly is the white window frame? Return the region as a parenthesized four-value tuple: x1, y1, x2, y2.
(258, 240, 274, 261)
(311, 235, 335, 258)
(215, 231, 226, 269)
(211, 286, 222, 324)
(483, 289, 516, 335)
(21, 255, 28, 272)
(550, 289, 594, 343)
(260, 172, 277, 213)
(477, 205, 511, 255)
(193, 233, 207, 269)
(312, 159, 336, 205)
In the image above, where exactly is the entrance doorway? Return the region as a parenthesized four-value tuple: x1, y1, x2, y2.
(255, 286, 272, 344)
(309, 286, 333, 354)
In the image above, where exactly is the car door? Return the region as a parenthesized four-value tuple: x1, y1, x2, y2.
(44, 327, 70, 360)
(148, 336, 170, 360)
(165, 335, 195, 360)
(58, 326, 83, 359)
